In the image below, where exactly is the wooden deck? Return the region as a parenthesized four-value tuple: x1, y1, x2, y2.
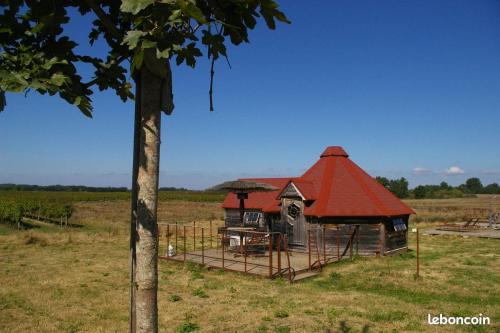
(160, 248, 339, 280)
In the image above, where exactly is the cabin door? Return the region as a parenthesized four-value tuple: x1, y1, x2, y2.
(292, 214, 306, 246)
(282, 198, 306, 246)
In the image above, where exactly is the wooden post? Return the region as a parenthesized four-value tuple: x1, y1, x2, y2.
(166, 224, 170, 258)
(240, 230, 244, 255)
(284, 235, 292, 283)
(350, 227, 354, 260)
(277, 233, 281, 274)
(356, 225, 359, 256)
(183, 226, 186, 262)
(193, 221, 196, 251)
(175, 223, 178, 253)
(268, 233, 273, 278)
(244, 232, 247, 273)
(209, 220, 213, 249)
(201, 228, 205, 265)
(322, 225, 326, 264)
(416, 227, 420, 278)
(222, 230, 225, 271)
(308, 229, 312, 271)
(337, 225, 340, 260)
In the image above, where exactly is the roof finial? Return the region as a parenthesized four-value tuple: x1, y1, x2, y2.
(320, 146, 349, 158)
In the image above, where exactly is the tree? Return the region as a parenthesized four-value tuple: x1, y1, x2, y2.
(483, 183, 500, 194)
(464, 177, 483, 194)
(375, 176, 390, 189)
(376, 176, 409, 198)
(439, 181, 450, 189)
(0, 1, 289, 332)
(413, 185, 427, 199)
(389, 177, 409, 198)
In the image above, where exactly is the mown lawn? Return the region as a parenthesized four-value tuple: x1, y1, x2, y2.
(0, 198, 499, 332)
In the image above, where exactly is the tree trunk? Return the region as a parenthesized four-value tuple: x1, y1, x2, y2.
(134, 66, 163, 333)
(129, 72, 142, 333)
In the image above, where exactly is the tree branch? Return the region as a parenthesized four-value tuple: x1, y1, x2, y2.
(209, 56, 215, 112)
(83, 55, 128, 88)
(84, 0, 121, 40)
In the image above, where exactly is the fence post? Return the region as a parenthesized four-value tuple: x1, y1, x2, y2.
(416, 227, 420, 278)
(193, 221, 196, 251)
(356, 225, 359, 256)
(308, 229, 312, 270)
(268, 232, 273, 278)
(350, 227, 354, 260)
(277, 233, 281, 274)
(337, 225, 340, 260)
(284, 235, 292, 283)
(201, 227, 205, 265)
(183, 225, 186, 262)
(322, 225, 326, 264)
(209, 220, 213, 249)
(175, 223, 178, 253)
(166, 224, 170, 258)
(222, 230, 225, 271)
(244, 232, 247, 273)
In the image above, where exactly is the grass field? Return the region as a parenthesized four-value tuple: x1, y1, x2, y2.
(0, 196, 499, 332)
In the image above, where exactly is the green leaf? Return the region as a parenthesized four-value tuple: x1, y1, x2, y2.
(141, 40, 157, 49)
(122, 30, 147, 50)
(120, 0, 155, 15)
(176, 0, 206, 23)
(50, 73, 68, 87)
(156, 48, 170, 59)
(131, 48, 145, 72)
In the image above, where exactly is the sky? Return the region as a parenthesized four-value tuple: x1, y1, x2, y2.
(1, 0, 500, 190)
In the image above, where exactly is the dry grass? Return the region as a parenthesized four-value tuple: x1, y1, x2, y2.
(1, 197, 499, 332)
(406, 195, 500, 226)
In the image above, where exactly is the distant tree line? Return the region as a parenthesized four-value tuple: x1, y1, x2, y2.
(375, 177, 500, 199)
(0, 184, 190, 192)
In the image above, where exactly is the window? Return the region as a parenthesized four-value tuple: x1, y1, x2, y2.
(287, 203, 300, 219)
(392, 218, 407, 232)
(244, 212, 261, 224)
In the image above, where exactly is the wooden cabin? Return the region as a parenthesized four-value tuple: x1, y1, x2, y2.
(222, 146, 415, 255)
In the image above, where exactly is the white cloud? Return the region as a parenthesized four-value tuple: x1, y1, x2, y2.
(412, 167, 432, 175)
(444, 166, 465, 175)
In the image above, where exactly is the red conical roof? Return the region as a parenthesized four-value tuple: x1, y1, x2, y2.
(221, 147, 415, 217)
(301, 147, 414, 217)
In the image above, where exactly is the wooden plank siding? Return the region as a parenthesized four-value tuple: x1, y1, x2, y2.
(312, 224, 383, 256)
(224, 208, 409, 256)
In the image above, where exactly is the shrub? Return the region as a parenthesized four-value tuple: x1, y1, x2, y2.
(274, 310, 289, 318)
(191, 288, 208, 298)
(169, 294, 182, 302)
(176, 321, 200, 333)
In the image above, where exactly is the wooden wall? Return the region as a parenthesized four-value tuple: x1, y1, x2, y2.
(225, 208, 409, 256)
(309, 224, 383, 257)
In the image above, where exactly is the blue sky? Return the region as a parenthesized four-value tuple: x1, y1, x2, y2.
(1, 0, 500, 189)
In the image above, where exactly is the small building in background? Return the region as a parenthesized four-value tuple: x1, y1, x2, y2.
(222, 146, 415, 255)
